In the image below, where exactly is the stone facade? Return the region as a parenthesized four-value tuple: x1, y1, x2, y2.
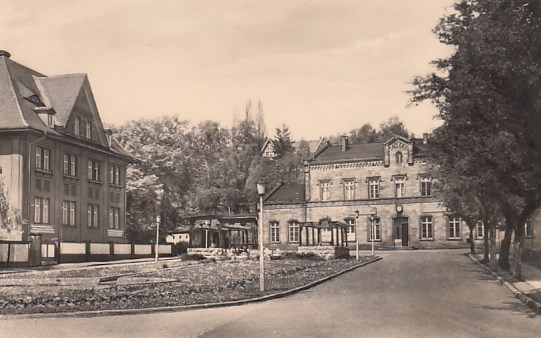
(262, 136, 474, 251)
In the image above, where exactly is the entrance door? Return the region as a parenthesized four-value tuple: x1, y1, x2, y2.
(394, 217, 409, 247)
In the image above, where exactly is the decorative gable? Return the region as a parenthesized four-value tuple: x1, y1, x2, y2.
(384, 136, 414, 167)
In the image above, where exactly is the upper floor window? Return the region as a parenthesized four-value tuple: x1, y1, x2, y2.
(369, 217, 381, 241)
(368, 177, 380, 199)
(420, 176, 432, 196)
(34, 197, 50, 224)
(85, 120, 92, 139)
(87, 204, 100, 228)
(110, 165, 121, 185)
(270, 221, 280, 243)
(88, 160, 101, 181)
(62, 201, 76, 226)
(35, 146, 51, 171)
(74, 117, 80, 135)
(63, 154, 77, 177)
(47, 114, 54, 127)
(395, 151, 403, 163)
(448, 217, 461, 239)
(109, 207, 121, 229)
(394, 176, 406, 198)
(343, 179, 355, 200)
(420, 216, 433, 240)
(320, 180, 331, 201)
(288, 221, 299, 243)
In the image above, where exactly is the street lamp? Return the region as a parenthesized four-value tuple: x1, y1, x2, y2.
(354, 210, 360, 261)
(257, 181, 266, 292)
(155, 214, 161, 263)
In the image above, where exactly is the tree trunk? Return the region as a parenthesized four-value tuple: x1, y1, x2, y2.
(498, 226, 513, 271)
(512, 223, 524, 279)
(489, 222, 497, 271)
(469, 225, 475, 255)
(483, 222, 489, 263)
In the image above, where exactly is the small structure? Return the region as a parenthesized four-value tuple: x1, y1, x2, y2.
(186, 213, 258, 250)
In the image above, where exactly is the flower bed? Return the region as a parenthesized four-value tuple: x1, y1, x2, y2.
(0, 256, 372, 315)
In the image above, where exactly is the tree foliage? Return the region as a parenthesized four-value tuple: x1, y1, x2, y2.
(411, 0, 541, 275)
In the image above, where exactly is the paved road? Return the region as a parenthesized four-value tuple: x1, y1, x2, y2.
(2, 250, 541, 338)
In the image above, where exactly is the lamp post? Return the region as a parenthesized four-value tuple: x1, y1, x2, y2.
(354, 210, 360, 261)
(155, 215, 161, 263)
(257, 182, 266, 292)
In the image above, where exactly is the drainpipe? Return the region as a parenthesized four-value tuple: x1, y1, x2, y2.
(26, 130, 47, 241)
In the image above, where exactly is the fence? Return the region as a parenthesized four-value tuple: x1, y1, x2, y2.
(0, 240, 173, 267)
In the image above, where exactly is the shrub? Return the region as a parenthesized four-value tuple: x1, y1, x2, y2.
(180, 253, 206, 261)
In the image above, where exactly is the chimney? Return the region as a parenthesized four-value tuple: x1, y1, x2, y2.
(422, 133, 428, 144)
(341, 136, 349, 151)
(0, 50, 11, 58)
(105, 129, 113, 147)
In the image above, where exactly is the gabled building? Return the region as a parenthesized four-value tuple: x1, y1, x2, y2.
(262, 134, 474, 250)
(260, 138, 278, 158)
(0, 50, 133, 243)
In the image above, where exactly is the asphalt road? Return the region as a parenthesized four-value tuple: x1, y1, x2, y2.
(2, 250, 541, 338)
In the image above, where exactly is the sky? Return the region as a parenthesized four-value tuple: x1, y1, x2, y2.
(1, 0, 455, 141)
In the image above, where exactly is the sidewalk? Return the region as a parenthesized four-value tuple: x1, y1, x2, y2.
(472, 253, 541, 312)
(0, 256, 179, 275)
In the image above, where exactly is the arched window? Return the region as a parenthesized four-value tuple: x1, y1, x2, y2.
(395, 151, 403, 163)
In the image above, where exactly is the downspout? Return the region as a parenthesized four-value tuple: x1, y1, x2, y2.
(26, 130, 48, 240)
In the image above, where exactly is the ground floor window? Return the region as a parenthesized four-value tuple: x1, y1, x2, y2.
(476, 221, 484, 239)
(62, 201, 76, 226)
(270, 221, 280, 243)
(448, 217, 460, 239)
(289, 221, 299, 243)
(525, 220, 533, 238)
(34, 197, 50, 224)
(368, 217, 381, 241)
(420, 216, 433, 240)
(346, 218, 355, 241)
(87, 204, 100, 228)
(109, 207, 121, 229)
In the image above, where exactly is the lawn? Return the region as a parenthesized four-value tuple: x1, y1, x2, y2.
(0, 256, 374, 315)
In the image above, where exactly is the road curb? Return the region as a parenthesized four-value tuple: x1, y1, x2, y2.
(467, 253, 541, 314)
(0, 256, 383, 320)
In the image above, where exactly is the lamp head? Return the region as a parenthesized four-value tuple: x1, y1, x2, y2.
(354, 210, 360, 218)
(257, 181, 266, 196)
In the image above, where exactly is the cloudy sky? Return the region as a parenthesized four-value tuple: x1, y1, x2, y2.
(1, 0, 455, 140)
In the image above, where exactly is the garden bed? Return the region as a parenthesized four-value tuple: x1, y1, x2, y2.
(0, 256, 373, 315)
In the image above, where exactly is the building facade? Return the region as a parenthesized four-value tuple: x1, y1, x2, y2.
(0, 51, 133, 243)
(263, 135, 476, 250)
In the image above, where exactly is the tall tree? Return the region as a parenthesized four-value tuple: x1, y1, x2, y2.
(272, 123, 295, 157)
(411, 0, 541, 275)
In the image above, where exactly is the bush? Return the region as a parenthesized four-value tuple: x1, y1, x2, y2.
(172, 242, 189, 256)
(180, 253, 206, 261)
(282, 252, 324, 260)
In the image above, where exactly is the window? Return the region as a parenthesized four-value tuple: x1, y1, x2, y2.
(420, 216, 433, 240)
(74, 117, 80, 135)
(88, 160, 100, 181)
(320, 181, 331, 201)
(47, 114, 54, 127)
(85, 120, 92, 139)
(346, 218, 355, 241)
(33, 197, 50, 224)
(476, 221, 485, 239)
(448, 217, 461, 239)
(288, 221, 299, 243)
(63, 154, 77, 176)
(270, 221, 280, 243)
(368, 178, 380, 199)
(109, 207, 121, 229)
(35, 146, 51, 171)
(525, 220, 533, 238)
(110, 165, 121, 185)
(368, 217, 381, 241)
(394, 176, 405, 198)
(62, 201, 76, 226)
(344, 179, 355, 200)
(87, 204, 99, 228)
(395, 151, 403, 163)
(421, 176, 432, 196)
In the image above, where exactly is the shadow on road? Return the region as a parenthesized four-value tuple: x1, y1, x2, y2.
(480, 299, 539, 319)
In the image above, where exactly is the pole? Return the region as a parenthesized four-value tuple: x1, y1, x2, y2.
(371, 218, 375, 256)
(155, 216, 160, 263)
(259, 195, 265, 291)
(355, 216, 359, 261)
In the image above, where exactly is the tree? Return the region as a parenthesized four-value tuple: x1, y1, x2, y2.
(272, 123, 295, 157)
(411, 0, 541, 276)
(0, 181, 22, 240)
(348, 123, 378, 144)
(378, 116, 410, 141)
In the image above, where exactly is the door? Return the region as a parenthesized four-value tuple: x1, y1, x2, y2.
(394, 217, 409, 247)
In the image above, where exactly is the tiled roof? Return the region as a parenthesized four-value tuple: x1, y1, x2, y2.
(265, 183, 305, 204)
(315, 143, 385, 162)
